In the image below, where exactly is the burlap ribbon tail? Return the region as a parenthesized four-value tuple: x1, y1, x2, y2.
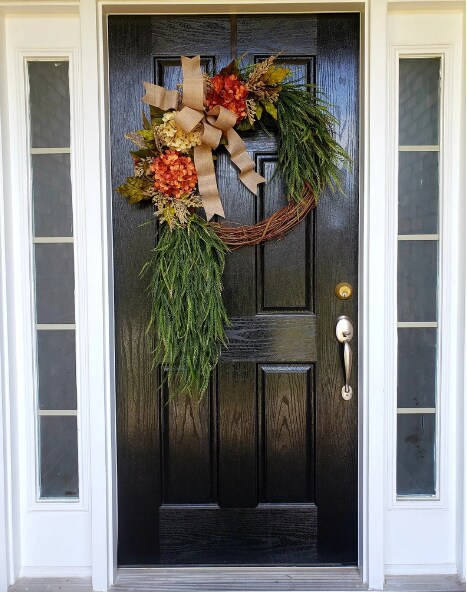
(142, 55, 265, 220)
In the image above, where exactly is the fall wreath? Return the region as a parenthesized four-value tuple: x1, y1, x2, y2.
(117, 54, 349, 399)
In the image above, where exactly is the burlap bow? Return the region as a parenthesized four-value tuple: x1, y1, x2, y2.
(142, 55, 266, 220)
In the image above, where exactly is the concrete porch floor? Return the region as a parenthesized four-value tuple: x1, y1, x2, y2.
(7, 569, 466, 592)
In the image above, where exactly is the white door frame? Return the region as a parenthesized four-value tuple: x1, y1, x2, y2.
(85, 0, 386, 589)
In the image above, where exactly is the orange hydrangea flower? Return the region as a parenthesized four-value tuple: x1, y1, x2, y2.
(151, 150, 198, 198)
(206, 73, 248, 123)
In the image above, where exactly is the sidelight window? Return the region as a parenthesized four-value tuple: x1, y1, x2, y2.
(396, 57, 441, 498)
(27, 60, 79, 500)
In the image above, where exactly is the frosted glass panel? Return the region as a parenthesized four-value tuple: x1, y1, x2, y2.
(399, 58, 440, 146)
(397, 57, 441, 497)
(34, 244, 75, 324)
(29, 59, 79, 501)
(397, 241, 438, 322)
(398, 152, 439, 235)
(28, 61, 70, 148)
(37, 330, 77, 410)
(398, 328, 437, 408)
(32, 154, 73, 237)
(40, 416, 79, 498)
(397, 414, 435, 496)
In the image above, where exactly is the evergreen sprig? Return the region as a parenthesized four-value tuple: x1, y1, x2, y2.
(276, 86, 351, 203)
(143, 215, 230, 400)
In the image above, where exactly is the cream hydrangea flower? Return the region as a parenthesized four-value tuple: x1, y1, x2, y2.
(158, 111, 202, 153)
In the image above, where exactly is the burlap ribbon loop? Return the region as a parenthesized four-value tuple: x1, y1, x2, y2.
(175, 107, 204, 134)
(142, 82, 179, 112)
(143, 55, 266, 220)
(180, 55, 205, 111)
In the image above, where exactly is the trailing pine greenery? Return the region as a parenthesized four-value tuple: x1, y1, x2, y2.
(143, 215, 230, 400)
(277, 86, 351, 203)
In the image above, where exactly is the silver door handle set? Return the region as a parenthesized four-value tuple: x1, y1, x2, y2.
(336, 315, 354, 401)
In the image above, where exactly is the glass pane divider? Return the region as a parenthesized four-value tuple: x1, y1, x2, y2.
(398, 145, 439, 151)
(36, 324, 75, 330)
(397, 408, 436, 414)
(37, 410, 77, 416)
(398, 234, 439, 241)
(34, 496, 80, 504)
(33, 237, 74, 244)
(31, 147, 71, 154)
(397, 321, 438, 328)
(396, 494, 438, 502)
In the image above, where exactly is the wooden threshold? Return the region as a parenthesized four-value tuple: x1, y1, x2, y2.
(116, 566, 365, 590)
(8, 570, 466, 592)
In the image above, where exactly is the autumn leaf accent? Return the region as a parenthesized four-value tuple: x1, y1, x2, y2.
(116, 176, 154, 204)
(262, 65, 290, 85)
(243, 55, 290, 125)
(263, 101, 278, 120)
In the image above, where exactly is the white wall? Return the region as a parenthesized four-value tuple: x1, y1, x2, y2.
(0, 1, 464, 589)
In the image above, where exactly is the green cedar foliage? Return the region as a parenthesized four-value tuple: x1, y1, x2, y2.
(276, 86, 351, 203)
(143, 216, 230, 400)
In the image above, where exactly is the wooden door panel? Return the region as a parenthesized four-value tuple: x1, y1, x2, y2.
(217, 362, 257, 508)
(222, 316, 316, 362)
(236, 15, 318, 55)
(257, 155, 314, 311)
(260, 365, 314, 503)
(109, 15, 160, 565)
(109, 13, 359, 566)
(159, 505, 317, 564)
(314, 15, 359, 562)
(161, 392, 214, 504)
(151, 16, 232, 63)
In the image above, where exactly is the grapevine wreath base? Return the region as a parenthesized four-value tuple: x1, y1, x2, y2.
(211, 183, 316, 248)
(117, 54, 348, 399)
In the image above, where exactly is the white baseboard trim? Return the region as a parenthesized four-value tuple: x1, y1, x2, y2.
(385, 563, 458, 576)
(19, 566, 92, 578)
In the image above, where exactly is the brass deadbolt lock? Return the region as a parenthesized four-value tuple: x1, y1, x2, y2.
(335, 282, 353, 300)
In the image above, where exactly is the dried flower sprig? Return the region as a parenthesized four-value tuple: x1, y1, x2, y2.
(245, 54, 277, 90)
(235, 54, 290, 130)
(153, 192, 203, 229)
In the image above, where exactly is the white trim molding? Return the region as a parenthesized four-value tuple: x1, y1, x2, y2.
(385, 9, 465, 576)
(19, 566, 92, 579)
(82, 1, 117, 589)
(0, 10, 18, 591)
(364, 0, 387, 587)
(384, 563, 459, 576)
(2, 13, 92, 580)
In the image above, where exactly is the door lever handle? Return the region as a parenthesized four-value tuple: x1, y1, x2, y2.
(336, 315, 354, 401)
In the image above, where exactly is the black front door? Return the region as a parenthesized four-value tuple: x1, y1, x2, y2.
(109, 13, 359, 566)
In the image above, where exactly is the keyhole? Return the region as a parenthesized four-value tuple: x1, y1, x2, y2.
(335, 283, 353, 300)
